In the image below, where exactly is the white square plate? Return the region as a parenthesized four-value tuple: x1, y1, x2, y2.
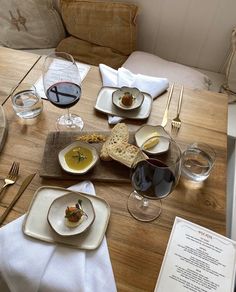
(23, 186, 110, 250)
(95, 86, 153, 120)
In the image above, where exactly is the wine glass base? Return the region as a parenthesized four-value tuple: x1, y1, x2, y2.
(127, 191, 162, 222)
(56, 114, 84, 131)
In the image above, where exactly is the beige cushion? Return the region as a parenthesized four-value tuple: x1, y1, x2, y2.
(57, 36, 128, 68)
(123, 51, 211, 90)
(57, 0, 138, 68)
(198, 69, 225, 92)
(0, 0, 65, 49)
(224, 28, 236, 94)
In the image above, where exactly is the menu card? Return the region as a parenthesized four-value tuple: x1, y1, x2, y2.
(154, 217, 236, 292)
(34, 61, 90, 100)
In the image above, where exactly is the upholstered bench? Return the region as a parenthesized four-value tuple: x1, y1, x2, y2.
(122, 50, 224, 91)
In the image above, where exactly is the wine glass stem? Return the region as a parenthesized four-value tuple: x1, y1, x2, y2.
(142, 198, 149, 207)
(66, 108, 73, 125)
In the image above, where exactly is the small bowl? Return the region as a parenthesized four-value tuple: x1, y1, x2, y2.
(58, 141, 99, 174)
(112, 86, 144, 111)
(47, 192, 95, 236)
(135, 125, 170, 154)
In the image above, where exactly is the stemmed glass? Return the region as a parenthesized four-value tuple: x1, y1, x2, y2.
(128, 135, 182, 222)
(43, 52, 83, 131)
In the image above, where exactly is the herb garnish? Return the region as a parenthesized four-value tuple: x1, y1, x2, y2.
(65, 199, 88, 220)
(72, 148, 87, 163)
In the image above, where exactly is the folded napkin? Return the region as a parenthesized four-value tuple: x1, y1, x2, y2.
(99, 64, 169, 124)
(0, 181, 117, 292)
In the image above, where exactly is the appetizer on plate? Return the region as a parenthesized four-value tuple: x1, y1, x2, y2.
(65, 199, 88, 228)
(112, 87, 144, 111)
(120, 91, 134, 106)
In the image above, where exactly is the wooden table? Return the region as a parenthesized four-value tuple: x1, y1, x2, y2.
(0, 48, 40, 105)
(0, 48, 228, 292)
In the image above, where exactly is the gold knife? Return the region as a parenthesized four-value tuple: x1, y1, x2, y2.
(0, 173, 36, 225)
(161, 83, 174, 127)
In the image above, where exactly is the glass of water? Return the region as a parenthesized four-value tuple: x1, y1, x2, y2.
(181, 142, 216, 182)
(11, 83, 43, 119)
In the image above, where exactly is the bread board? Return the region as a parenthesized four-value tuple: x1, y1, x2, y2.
(0, 106, 8, 152)
(39, 131, 135, 182)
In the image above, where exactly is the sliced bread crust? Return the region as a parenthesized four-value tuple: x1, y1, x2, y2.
(107, 143, 140, 168)
(100, 123, 129, 161)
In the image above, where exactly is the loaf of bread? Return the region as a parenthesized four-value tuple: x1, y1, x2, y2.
(100, 123, 129, 161)
(108, 143, 147, 168)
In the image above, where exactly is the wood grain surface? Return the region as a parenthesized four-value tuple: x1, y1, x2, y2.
(0, 48, 229, 292)
(0, 47, 40, 105)
(0, 106, 7, 152)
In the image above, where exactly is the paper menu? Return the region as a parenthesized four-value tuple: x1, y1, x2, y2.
(154, 217, 236, 292)
(34, 61, 90, 100)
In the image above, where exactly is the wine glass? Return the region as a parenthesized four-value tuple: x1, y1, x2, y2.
(128, 135, 182, 222)
(43, 52, 83, 130)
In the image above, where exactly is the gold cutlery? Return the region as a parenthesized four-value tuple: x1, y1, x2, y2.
(161, 83, 174, 127)
(0, 173, 36, 226)
(0, 162, 20, 200)
(171, 85, 184, 135)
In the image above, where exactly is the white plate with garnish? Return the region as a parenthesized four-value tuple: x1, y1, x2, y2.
(47, 192, 95, 236)
(95, 86, 152, 120)
(23, 186, 110, 250)
(58, 141, 99, 174)
(112, 86, 144, 111)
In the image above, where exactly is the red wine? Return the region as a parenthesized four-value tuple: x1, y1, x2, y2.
(46, 81, 81, 109)
(131, 158, 175, 199)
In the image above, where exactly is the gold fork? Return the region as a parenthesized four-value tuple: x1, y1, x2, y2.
(0, 162, 20, 200)
(171, 85, 184, 136)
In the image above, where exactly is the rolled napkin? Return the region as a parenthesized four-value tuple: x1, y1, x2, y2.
(0, 181, 117, 292)
(99, 64, 169, 124)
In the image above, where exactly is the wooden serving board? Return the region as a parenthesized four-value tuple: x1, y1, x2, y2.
(39, 131, 135, 182)
(0, 106, 8, 152)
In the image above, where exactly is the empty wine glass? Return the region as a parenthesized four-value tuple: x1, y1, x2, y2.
(43, 52, 83, 130)
(128, 135, 182, 222)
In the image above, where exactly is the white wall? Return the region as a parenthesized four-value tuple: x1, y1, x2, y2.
(114, 0, 236, 72)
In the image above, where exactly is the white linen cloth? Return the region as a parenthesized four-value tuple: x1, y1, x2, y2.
(0, 181, 117, 292)
(99, 64, 169, 124)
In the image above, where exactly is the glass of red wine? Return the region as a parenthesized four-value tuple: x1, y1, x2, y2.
(128, 135, 182, 222)
(43, 52, 83, 131)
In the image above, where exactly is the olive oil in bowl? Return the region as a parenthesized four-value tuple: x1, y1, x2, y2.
(58, 141, 99, 174)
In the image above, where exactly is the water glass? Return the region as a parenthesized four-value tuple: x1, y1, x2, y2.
(11, 83, 43, 119)
(181, 142, 216, 182)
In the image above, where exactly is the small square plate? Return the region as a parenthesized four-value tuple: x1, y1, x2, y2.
(95, 86, 152, 120)
(23, 186, 110, 250)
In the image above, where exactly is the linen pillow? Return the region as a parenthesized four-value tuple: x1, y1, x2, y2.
(123, 51, 211, 90)
(0, 0, 65, 49)
(56, 0, 138, 68)
(224, 28, 236, 95)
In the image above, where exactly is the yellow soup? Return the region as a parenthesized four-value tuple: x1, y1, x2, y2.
(65, 146, 93, 171)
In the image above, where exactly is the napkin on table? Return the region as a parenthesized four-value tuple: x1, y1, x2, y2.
(0, 181, 117, 292)
(99, 64, 169, 124)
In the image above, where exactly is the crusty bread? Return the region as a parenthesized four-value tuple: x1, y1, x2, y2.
(108, 143, 147, 168)
(100, 123, 129, 161)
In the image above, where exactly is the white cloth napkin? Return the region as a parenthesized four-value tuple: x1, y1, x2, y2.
(0, 181, 117, 292)
(99, 64, 169, 124)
